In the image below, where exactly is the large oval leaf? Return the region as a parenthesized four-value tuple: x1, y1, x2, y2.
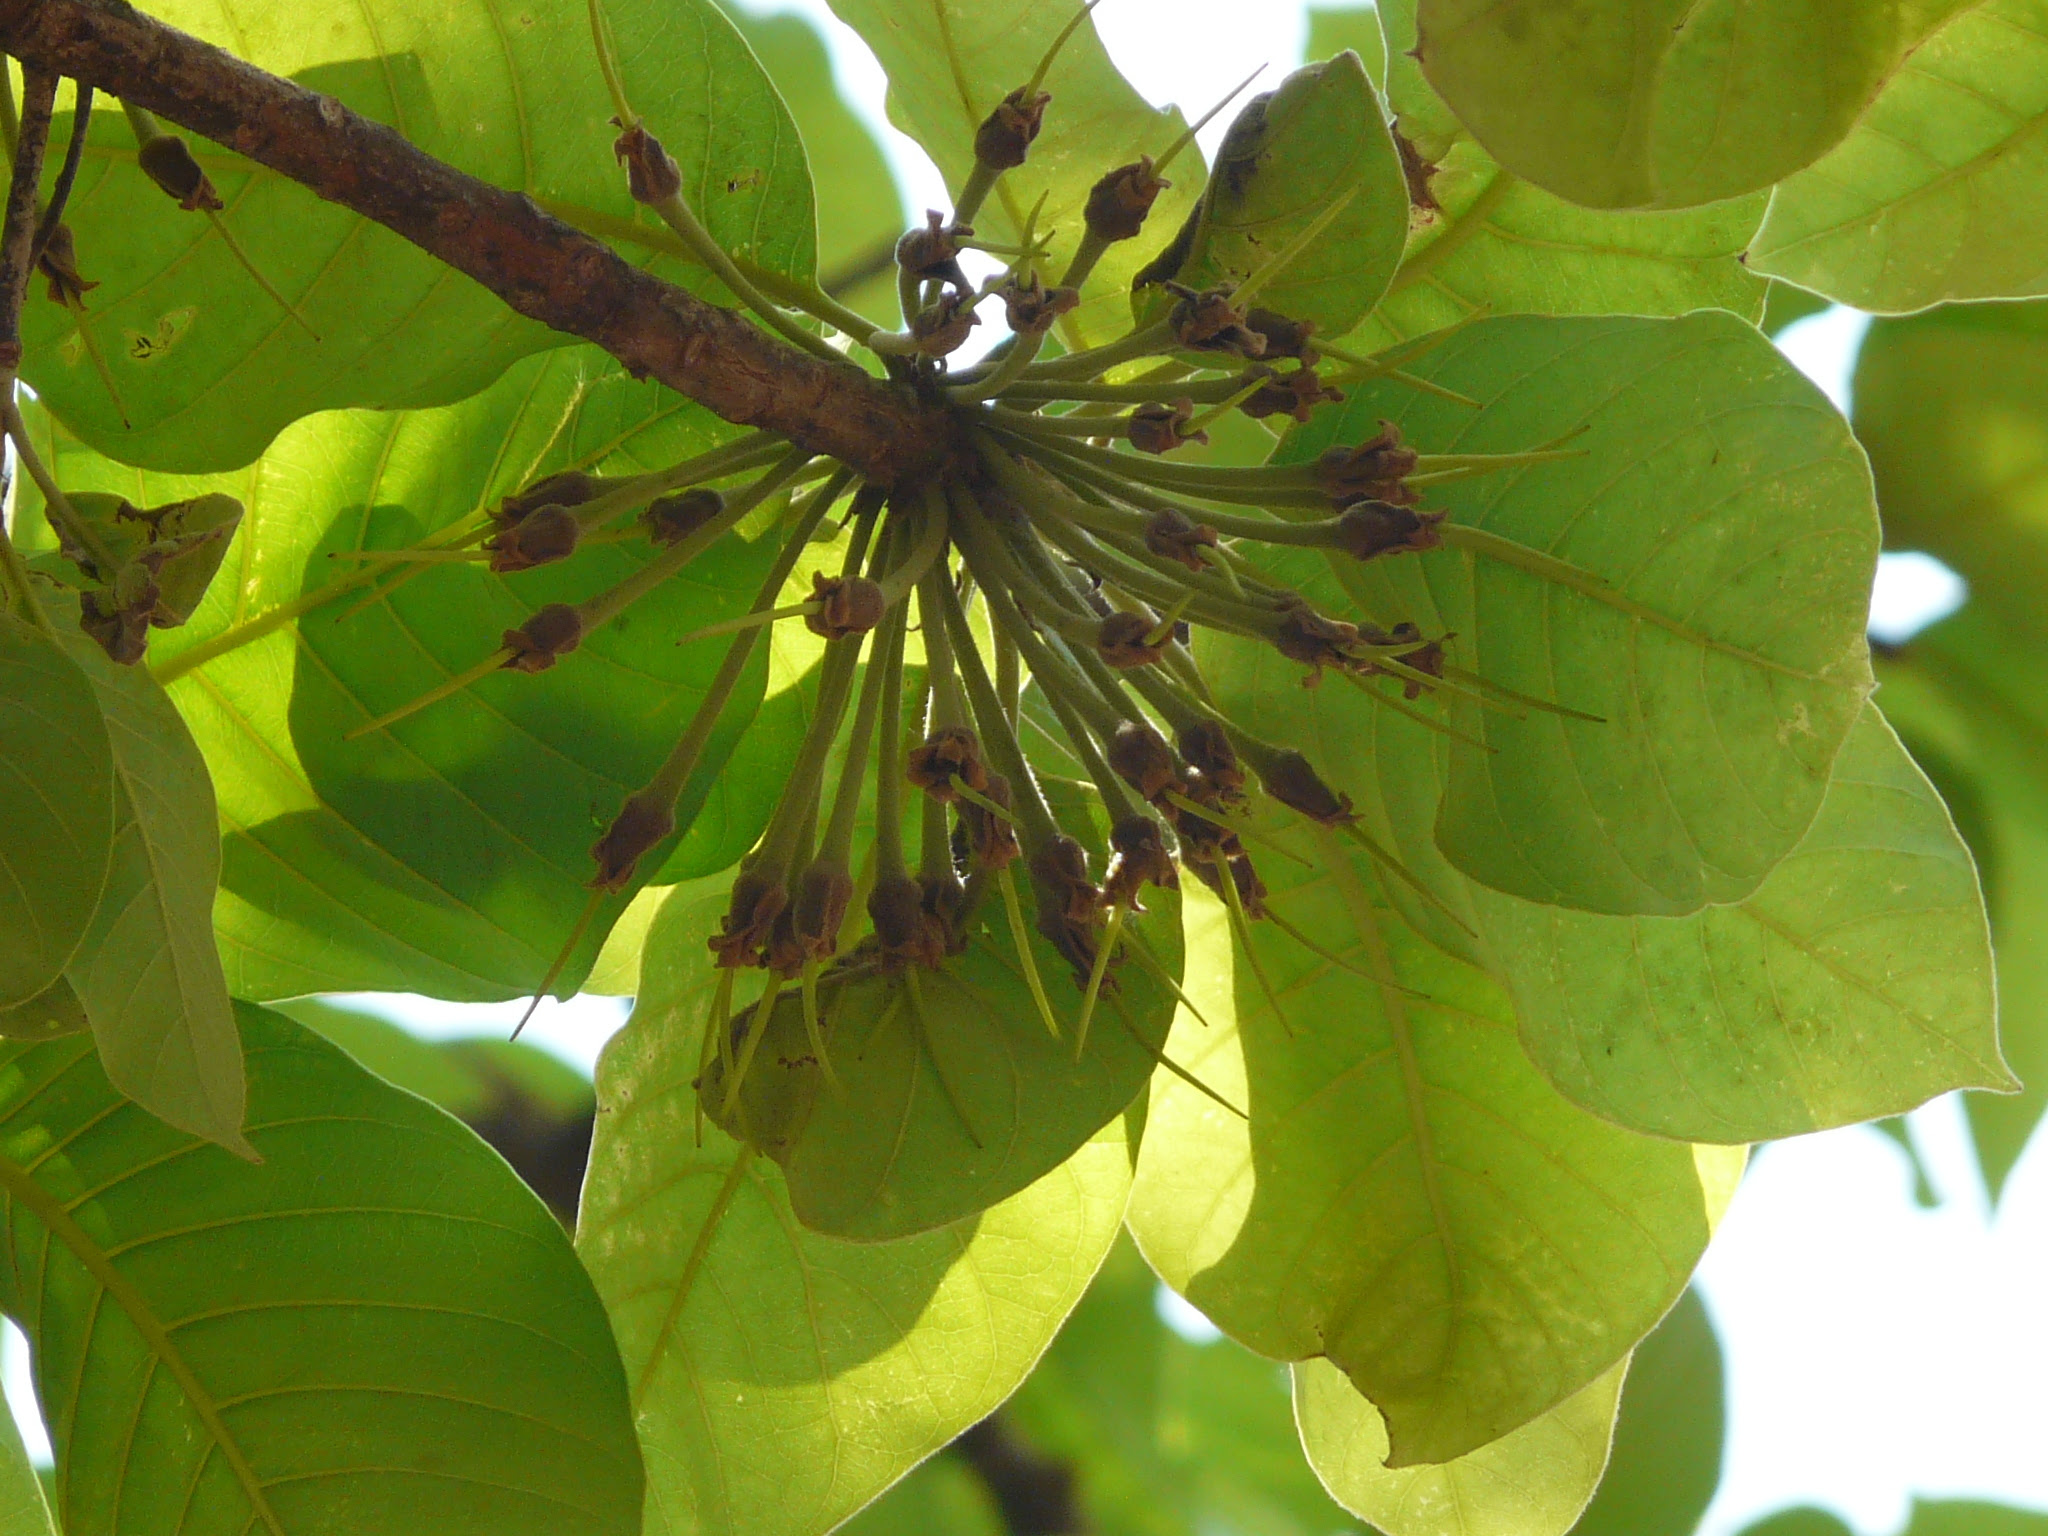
(1125, 864, 1733, 1466)
(1293, 1354, 1625, 1536)
(577, 876, 1131, 1536)
(0, 1001, 641, 1535)
(1572, 1290, 1726, 1536)
(1278, 312, 1878, 916)
(1411, 0, 1970, 209)
(0, 615, 112, 1009)
(23, 0, 815, 470)
(1488, 705, 2008, 1141)
(824, 0, 1202, 348)
(57, 628, 251, 1156)
(1336, 0, 1766, 348)
(1154, 51, 1409, 338)
(1751, 0, 2048, 313)
(17, 349, 775, 1002)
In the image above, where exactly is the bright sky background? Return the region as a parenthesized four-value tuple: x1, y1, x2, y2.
(5, 6, 2026, 1533)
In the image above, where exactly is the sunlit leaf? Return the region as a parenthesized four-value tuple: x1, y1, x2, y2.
(0, 1393, 54, 1536)
(1125, 868, 1732, 1465)
(0, 614, 112, 1010)
(824, 0, 1204, 347)
(1572, 1290, 1726, 1536)
(0, 1002, 642, 1535)
(1293, 1354, 1625, 1536)
(56, 626, 251, 1156)
(1411, 0, 1971, 209)
(16, 349, 775, 1003)
(1751, 0, 2048, 312)
(577, 876, 1132, 1536)
(23, 0, 814, 471)
(1337, 0, 1766, 347)
(1277, 311, 1877, 916)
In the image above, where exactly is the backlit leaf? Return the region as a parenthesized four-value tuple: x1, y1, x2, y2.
(0, 1390, 54, 1536)
(0, 1002, 642, 1535)
(0, 614, 112, 1009)
(1572, 1291, 1726, 1536)
(577, 876, 1131, 1536)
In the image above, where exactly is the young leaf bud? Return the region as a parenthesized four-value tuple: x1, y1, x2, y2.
(975, 85, 1051, 170)
(486, 504, 583, 574)
(501, 602, 586, 673)
(613, 122, 683, 206)
(641, 487, 725, 547)
(1334, 501, 1446, 561)
(804, 574, 887, 640)
(136, 135, 223, 212)
(1128, 399, 1208, 455)
(1316, 422, 1420, 509)
(1096, 610, 1167, 669)
(1083, 156, 1168, 244)
(589, 790, 677, 890)
(1143, 508, 1220, 572)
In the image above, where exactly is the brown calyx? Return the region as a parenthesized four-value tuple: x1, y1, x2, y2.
(1104, 814, 1177, 907)
(975, 85, 1051, 171)
(1001, 272, 1080, 335)
(1273, 601, 1361, 686)
(1316, 422, 1420, 509)
(1168, 286, 1265, 357)
(710, 868, 789, 969)
(789, 858, 855, 965)
(613, 121, 683, 206)
(1030, 837, 1104, 985)
(1108, 721, 1179, 802)
(486, 504, 582, 573)
(907, 726, 989, 801)
(1176, 719, 1245, 797)
(896, 210, 974, 298)
(1244, 308, 1319, 364)
(960, 771, 1021, 872)
(136, 134, 222, 211)
(868, 875, 949, 970)
(1083, 156, 1168, 244)
(589, 790, 676, 890)
(1128, 398, 1208, 455)
(1261, 750, 1353, 825)
(38, 224, 94, 305)
(805, 574, 887, 640)
(1335, 501, 1445, 560)
(911, 290, 981, 358)
(501, 602, 585, 673)
(1096, 610, 1167, 669)
(1241, 366, 1345, 425)
(1143, 508, 1220, 572)
(640, 487, 726, 547)
(494, 471, 603, 531)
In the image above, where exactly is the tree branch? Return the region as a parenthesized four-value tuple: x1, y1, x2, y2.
(0, 0, 956, 484)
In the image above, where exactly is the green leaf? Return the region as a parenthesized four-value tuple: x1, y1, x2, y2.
(1750, 0, 2048, 312)
(1342, 0, 1767, 347)
(1292, 1354, 1625, 1536)
(1410, 0, 1970, 209)
(823, 0, 1204, 347)
(577, 877, 1132, 1536)
(1739, 1514, 1856, 1536)
(56, 627, 252, 1157)
(0, 1000, 642, 1535)
(836, 1458, 1003, 1536)
(1874, 606, 2048, 1199)
(0, 977, 90, 1043)
(1762, 281, 1832, 336)
(16, 347, 776, 1003)
(23, 0, 814, 471)
(1486, 705, 2009, 1142)
(1278, 311, 1878, 916)
(1742, 1504, 2048, 1536)
(1306, 6, 1389, 92)
(0, 1386, 55, 1536)
(1572, 1290, 1725, 1536)
(1150, 52, 1410, 338)
(702, 872, 1181, 1240)
(0, 614, 112, 1009)
(1124, 865, 1735, 1466)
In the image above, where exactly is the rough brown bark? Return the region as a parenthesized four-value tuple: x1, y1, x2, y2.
(0, 0, 955, 484)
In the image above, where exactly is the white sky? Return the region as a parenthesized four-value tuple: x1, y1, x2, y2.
(6, 7, 2020, 1531)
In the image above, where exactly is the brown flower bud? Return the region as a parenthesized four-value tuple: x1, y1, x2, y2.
(1169, 286, 1265, 357)
(710, 867, 789, 969)
(1108, 721, 1178, 802)
(1241, 366, 1345, 425)
(1316, 422, 1420, 509)
(805, 574, 887, 640)
(1030, 837, 1103, 985)
(1000, 272, 1080, 335)
(869, 875, 947, 970)
(960, 771, 1021, 872)
(791, 859, 855, 963)
(495, 471, 604, 530)
(37, 225, 95, 306)
(907, 726, 988, 800)
(911, 290, 981, 358)
(1335, 501, 1446, 561)
(613, 121, 682, 205)
(1176, 720, 1244, 795)
(1104, 814, 1176, 906)
(1169, 788, 1239, 865)
(136, 135, 222, 212)
(920, 872, 971, 956)
(1143, 508, 1220, 572)
(1273, 600, 1359, 685)
(1096, 610, 1167, 669)
(640, 487, 725, 547)
(1384, 635, 1444, 699)
(896, 210, 974, 297)
(975, 85, 1051, 170)
(1243, 308, 1319, 364)
(486, 504, 582, 574)
(1084, 156, 1168, 244)
(1128, 398, 1208, 455)
(1261, 750, 1352, 825)
(501, 603, 585, 673)
(589, 790, 676, 890)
